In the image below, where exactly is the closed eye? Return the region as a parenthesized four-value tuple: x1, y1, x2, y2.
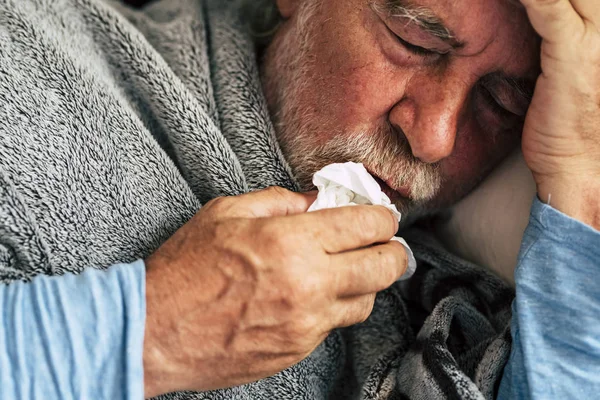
(393, 33, 437, 56)
(479, 85, 512, 115)
(475, 84, 524, 132)
(478, 84, 524, 119)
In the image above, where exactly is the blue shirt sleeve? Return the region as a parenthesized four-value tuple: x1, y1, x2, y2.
(498, 197, 600, 399)
(0, 260, 146, 400)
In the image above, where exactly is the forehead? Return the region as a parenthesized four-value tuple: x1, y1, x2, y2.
(394, 0, 533, 48)
(382, 0, 539, 73)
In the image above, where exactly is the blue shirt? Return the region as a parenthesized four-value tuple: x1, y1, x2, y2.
(1, 198, 599, 399)
(499, 198, 600, 398)
(0, 260, 146, 400)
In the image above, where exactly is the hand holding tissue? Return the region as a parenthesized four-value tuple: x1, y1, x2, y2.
(308, 162, 417, 280)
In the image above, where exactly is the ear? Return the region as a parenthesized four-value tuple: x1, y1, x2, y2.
(276, 0, 300, 19)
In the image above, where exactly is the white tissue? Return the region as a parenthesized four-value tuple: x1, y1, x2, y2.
(308, 162, 417, 280)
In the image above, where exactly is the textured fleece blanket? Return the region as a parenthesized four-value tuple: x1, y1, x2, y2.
(0, 0, 515, 398)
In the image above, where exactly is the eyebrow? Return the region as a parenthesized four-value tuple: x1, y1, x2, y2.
(375, 0, 465, 48)
(376, 0, 537, 105)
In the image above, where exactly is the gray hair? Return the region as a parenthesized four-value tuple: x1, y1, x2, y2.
(240, 0, 525, 43)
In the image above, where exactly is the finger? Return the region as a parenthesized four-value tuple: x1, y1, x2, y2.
(297, 205, 399, 253)
(332, 293, 376, 328)
(570, 0, 600, 25)
(329, 240, 407, 297)
(223, 187, 318, 218)
(519, 0, 585, 43)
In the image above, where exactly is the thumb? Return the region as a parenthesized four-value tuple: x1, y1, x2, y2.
(235, 187, 318, 218)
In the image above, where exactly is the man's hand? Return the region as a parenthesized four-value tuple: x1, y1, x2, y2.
(142, 187, 408, 397)
(519, 0, 600, 228)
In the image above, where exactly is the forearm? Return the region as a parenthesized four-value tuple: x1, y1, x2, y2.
(0, 261, 146, 400)
(498, 197, 600, 399)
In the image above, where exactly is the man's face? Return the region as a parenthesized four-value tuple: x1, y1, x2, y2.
(261, 0, 540, 220)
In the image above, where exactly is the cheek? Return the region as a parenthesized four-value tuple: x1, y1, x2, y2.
(441, 124, 517, 192)
(325, 68, 388, 125)
(306, 8, 406, 127)
(309, 56, 405, 133)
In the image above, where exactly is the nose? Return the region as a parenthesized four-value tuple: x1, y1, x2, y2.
(389, 74, 469, 164)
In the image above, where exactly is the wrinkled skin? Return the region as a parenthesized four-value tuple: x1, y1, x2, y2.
(144, 188, 408, 396)
(143, 0, 600, 396)
(262, 0, 540, 219)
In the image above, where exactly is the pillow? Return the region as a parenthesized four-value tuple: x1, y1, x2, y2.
(434, 151, 536, 285)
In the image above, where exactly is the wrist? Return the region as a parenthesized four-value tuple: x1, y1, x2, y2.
(143, 257, 191, 398)
(536, 178, 600, 231)
(143, 252, 233, 397)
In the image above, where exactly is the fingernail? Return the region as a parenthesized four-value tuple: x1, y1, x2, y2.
(392, 238, 417, 281)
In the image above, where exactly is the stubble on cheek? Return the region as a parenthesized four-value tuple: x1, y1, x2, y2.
(259, 1, 445, 220)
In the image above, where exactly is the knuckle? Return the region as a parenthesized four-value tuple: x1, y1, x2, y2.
(357, 296, 376, 324)
(264, 186, 293, 200)
(290, 273, 323, 302)
(283, 313, 320, 350)
(354, 209, 381, 240)
(341, 295, 376, 327)
(295, 314, 320, 336)
(366, 207, 397, 237)
(205, 195, 233, 213)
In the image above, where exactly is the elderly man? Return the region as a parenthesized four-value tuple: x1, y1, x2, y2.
(0, 0, 598, 398)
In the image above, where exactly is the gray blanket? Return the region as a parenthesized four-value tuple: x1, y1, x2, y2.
(0, 0, 515, 398)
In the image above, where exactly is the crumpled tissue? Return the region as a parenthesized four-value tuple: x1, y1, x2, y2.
(307, 162, 417, 280)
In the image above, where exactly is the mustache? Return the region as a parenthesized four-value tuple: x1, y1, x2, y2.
(285, 123, 443, 202)
(338, 124, 441, 196)
(375, 125, 442, 194)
